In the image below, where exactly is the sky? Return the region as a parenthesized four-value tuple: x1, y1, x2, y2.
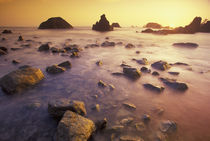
(0, 0, 209, 27)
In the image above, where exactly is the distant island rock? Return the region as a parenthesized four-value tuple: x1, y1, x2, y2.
(92, 14, 113, 31)
(142, 17, 210, 34)
(38, 17, 73, 29)
(112, 23, 121, 28)
(144, 22, 162, 29)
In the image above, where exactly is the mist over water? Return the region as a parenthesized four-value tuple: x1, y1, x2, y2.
(0, 27, 210, 141)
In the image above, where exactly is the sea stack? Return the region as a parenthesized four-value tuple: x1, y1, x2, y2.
(92, 14, 113, 31)
(38, 17, 73, 29)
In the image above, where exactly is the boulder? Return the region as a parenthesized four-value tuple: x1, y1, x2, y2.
(38, 17, 73, 29)
(151, 61, 171, 71)
(46, 65, 66, 74)
(172, 42, 198, 48)
(92, 14, 113, 31)
(143, 83, 164, 93)
(141, 28, 154, 33)
(38, 43, 50, 51)
(56, 111, 95, 141)
(0, 66, 44, 94)
(48, 99, 87, 118)
(2, 30, 12, 34)
(144, 22, 162, 29)
(95, 118, 107, 131)
(101, 41, 115, 47)
(111, 23, 121, 28)
(160, 78, 188, 91)
(159, 120, 177, 133)
(184, 17, 202, 33)
(123, 67, 141, 80)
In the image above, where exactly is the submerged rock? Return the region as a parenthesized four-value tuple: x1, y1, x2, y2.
(98, 80, 107, 88)
(123, 67, 141, 80)
(0, 49, 7, 56)
(142, 114, 151, 122)
(112, 23, 121, 28)
(101, 41, 115, 47)
(160, 78, 188, 91)
(0, 47, 8, 53)
(159, 120, 177, 133)
(125, 43, 135, 48)
(95, 118, 107, 131)
(12, 59, 20, 64)
(46, 65, 66, 74)
(0, 66, 44, 94)
(38, 43, 50, 51)
(2, 29, 12, 34)
(123, 103, 136, 110)
(18, 35, 24, 41)
(151, 61, 171, 71)
(120, 117, 134, 125)
(172, 42, 198, 48)
(135, 122, 146, 132)
(133, 58, 148, 65)
(172, 62, 189, 66)
(143, 83, 164, 93)
(168, 72, 180, 75)
(38, 17, 73, 29)
(48, 99, 87, 118)
(92, 14, 113, 31)
(56, 111, 95, 141)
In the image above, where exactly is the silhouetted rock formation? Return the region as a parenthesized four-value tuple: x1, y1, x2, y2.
(38, 17, 73, 29)
(92, 14, 113, 31)
(144, 22, 162, 29)
(142, 17, 210, 34)
(112, 23, 121, 28)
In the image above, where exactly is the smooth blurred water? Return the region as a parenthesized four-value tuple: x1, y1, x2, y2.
(0, 27, 210, 141)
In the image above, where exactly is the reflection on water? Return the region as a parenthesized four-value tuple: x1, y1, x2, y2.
(0, 27, 210, 141)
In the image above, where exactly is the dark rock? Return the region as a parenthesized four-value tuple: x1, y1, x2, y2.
(96, 60, 103, 66)
(95, 118, 107, 131)
(101, 41, 115, 47)
(123, 67, 141, 80)
(160, 77, 188, 91)
(12, 59, 20, 64)
(142, 114, 151, 122)
(112, 72, 124, 76)
(0, 47, 8, 53)
(85, 44, 99, 48)
(11, 48, 22, 51)
(123, 103, 136, 110)
(120, 62, 131, 68)
(111, 23, 121, 28)
(151, 61, 171, 71)
(173, 62, 189, 66)
(141, 28, 154, 33)
(46, 65, 66, 74)
(200, 21, 210, 32)
(98, 80, 107, 88)
(58, 61, 71, 69)
(0, 66, 44, 94)
(152, 71, 160, 76)
(133, 58, 148, 65)
(38, 43, 50, 51)
(64, 44, 81, 52)
(172, 42, 198, 48)
(92, 104, 100, 112)
(184, 17, 202, 33)
(92, 14, 113, 31)
(56, 111, 95, 141)
(70, 52, 79, 58)
(50, 47, 60, 53)
(2, 30, 12, 34)
(38, 17, 73, 29)
(136, 51, 140, 54)
(143, 83, 164, 93)
(144, 22, 162, 29)
(125, 43, 135, 48)
(160, 120, 177, 133)
(2, 37, 6, 41)
(48, 99, 87, 118)
(0, 49, 7, 56)
(18, 35, 24, 41)
(141, 67, 151, 73)
(168, 72, 180, 75)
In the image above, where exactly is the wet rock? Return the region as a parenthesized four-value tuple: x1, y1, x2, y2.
(101, 41, 115, 47)
(0, 49, 7, 56)
(70, 52, 79, 58)
(38, 43, 50, 51)
(56, 111, 95, 141)
(141, 67, 151, 73)
(133, 58, 148, 65)
(11, 47, 22, 51)
(159, 120, 177, 133)
(120, 62, 131, 68)
(96, 60, 103, 66)
(92, 104, 100, 112)
(92, 14, 113, 31)
(153, 107, 164, 115)
(2, 30, 12, 34)
(64, 44, 81, 52)
(46, 65, 66, 74)
(172, 42, 198, 48)
(125, 43, 135, 48)
(172, 62, 189, 66)
(112, 72, 124, 76)
(38, 17, 73, 29)
(95, 118, 107, 131)
(48, 99, 87, 118)
(145, 22, 162, 29)
(112, 23, 121, 28)
(120, 117, 134, 125)
(108, 84, 115, 91)
(168, 72, 180, 75)
(151, 61, 171, 71)
(18, 35, 24, 41)
(51, 47, 61, 53)
(135, 122, 146, 132)
(0, 47, 8, 53)
(123, 103, 136, 110)
(142, 114, 151, 122)
(152, 71, 160, 76)
(98, 80, 107, 88)
(85, 44, 99, 48)
(12, 59, 20, 64)
(0, 66, 44, 94)
(58, 61, 71, 69)
(119, 135, 144, 141)
(160, 77, 188, 91)
(143, 83, 164, 93)
(123, 67, 141, 80)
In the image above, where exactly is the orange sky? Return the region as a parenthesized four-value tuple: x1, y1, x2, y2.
(0, 0, 209, 27)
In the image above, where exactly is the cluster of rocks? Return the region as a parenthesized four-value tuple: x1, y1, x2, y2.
(2, 29, 12, 34)
(92, 14, 113, 31)
(142, 17, 210, 34)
